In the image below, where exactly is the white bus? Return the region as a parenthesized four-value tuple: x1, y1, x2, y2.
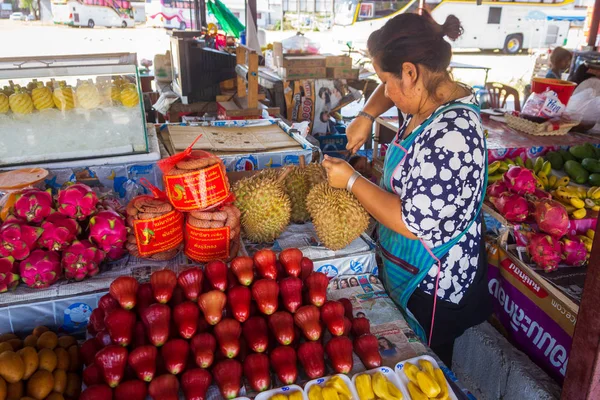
(332, 0, 582, 53)
(51, 0, 135, 28)
(145, 0, 195, 29)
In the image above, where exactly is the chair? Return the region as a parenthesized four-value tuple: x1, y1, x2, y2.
(485, 82, 521, 112)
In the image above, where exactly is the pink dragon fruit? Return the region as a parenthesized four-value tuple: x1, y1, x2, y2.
(532, 199, 569, 238)
(20, 249, 61, 288)
(13, 189, 54, 224)
(489, 192, 529, 223)
(57, 183, 98, 221)
(503, 166, 537, 195)
(88, 210, 127, 260)
(527, 233, 563, 272)
(0, 257, 20, 293)
(561, 236, 588, 267)
(38, 214, 80, 251)
(0, 216, 42, 260)
(62, 240, 105, 281)
(486, 181, 508, 198)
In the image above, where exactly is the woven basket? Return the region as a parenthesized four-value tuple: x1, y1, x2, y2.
(505, 113, 578, 136)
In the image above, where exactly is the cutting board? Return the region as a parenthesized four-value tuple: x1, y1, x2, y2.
(167, 124, 301, 153)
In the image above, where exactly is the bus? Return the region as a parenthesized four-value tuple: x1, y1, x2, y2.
(332, 0, 582, 53)
(145, 0, 195, 29)
(52, 0, 135, 27)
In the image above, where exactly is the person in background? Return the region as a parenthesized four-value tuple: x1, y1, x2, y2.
(546, 47, 572, 80)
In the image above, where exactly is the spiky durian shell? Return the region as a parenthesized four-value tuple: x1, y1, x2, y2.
(306, 182, 369, 250)
(233, 172, 291, 243)
(284, 166, 311, 223)
(305, 163, 327, 188)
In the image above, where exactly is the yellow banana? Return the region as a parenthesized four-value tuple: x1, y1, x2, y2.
(498, 161, 510, 173)
(534, 157, 544, 173)
(537, 170, 547, 179)
(572, 208, 587, 220)
(580, 236, 593, 252)
(577, 187, 589, 198)
(593, 205, 600, 212)
(592, 187, 600, 200)
(488, 161, 501, 175)
(515, 156, 525, 167)
(586, 229, 595, 240)
(542, 161, 552, 176)
(505, 158, 515, 166)
(556, 176, 570, 188)
(587, 187, 598, 199)
(540, 175, 549, 189)
(556, 189, 578, 199)
(548, 175, 557, 189)
(570, 198, 586, 209)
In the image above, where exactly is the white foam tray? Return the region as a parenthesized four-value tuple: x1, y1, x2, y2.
(304, 374, 359, 400)
(394, 355, 458, 400)
(255, 384, 307, 400)
(351, 366, 409, 400)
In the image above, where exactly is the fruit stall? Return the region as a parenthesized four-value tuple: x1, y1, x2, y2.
(0, 52, 472, 400)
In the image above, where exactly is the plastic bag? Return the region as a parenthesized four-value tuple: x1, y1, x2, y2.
(184, 204, 241, 262)
(566, 88, 600, 129)
(281, 33, 320, 54)
(522, 89, 566, 118)
(157, 135, 233, 212)
(125, 179, 184, 260)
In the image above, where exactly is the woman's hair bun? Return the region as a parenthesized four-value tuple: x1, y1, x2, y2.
(442, 15, 463, 41)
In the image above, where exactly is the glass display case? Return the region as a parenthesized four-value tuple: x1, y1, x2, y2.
(0, 53, 148, 167)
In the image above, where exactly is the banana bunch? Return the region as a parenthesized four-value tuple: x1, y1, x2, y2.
(551, 186, 600, 219)
(355, 372, 403, 400)
(577, 230, 594, 259)
(272, 392, 303, 400)
(403, 360, 449, 400)
(488, 158, 514, 183)
(309, 376, 354, 400)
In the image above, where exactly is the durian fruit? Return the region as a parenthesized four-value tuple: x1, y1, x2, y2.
(53, 81, 75, 111)
(233, 169, 292, 243)
(120, 85, 139, 108)
(305, 162, 327, 188)
(0, 93, 9, 114)
(306, 182, 370, 250)
(284, 166, 311, 223)
(76, 80, 101, 109)
(9, 87, 34, 115)
(31, 82, 54, 111)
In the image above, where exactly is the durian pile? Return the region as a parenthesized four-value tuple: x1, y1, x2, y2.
(233, 162, 370, 250)
(0, 76, 139, 115)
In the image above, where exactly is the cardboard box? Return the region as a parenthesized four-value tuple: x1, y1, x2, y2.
(280, 67, 327, 80)
(283, 55, 326, 68)
(326, 67, 359, 80)
(486, 240, 577, 383)
(324, 54, 352, 68)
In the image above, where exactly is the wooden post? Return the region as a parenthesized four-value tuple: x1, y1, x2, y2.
(236, 47, 247, 98)
(587, 0, 600, 49)
(562, 223, 600, 399)
(248, 52, 259, 109)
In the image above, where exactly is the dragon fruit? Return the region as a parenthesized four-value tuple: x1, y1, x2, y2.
(532, 199, 569, 238)
(89, 210, 128, 260)
(503, 166, 537, 195)
(13, 189, 54, 224)
(527, 233, 563, 272)
(57, 183, 98, 221)
(489, 192, 529, 223)
(0, 216, 42, 260)
(561, 236, 587, 267)
(38, 214, 80, 251)
(486, 181, 508, 198)
(0, 257, 20, 292)
(62, 240, 106, 281)
(20, 249, 61, 288)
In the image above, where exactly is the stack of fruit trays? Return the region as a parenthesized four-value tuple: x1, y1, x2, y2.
(0, 184, 128, 292)
(80, 248, 385, 400)
(485, 162, 594, 273)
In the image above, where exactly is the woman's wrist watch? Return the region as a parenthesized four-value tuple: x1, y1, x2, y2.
(358, 111, 376, 123)
(347, 171, 362, 192)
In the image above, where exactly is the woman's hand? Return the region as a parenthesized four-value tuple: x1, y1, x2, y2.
(346, 116, 373, 155)
(322, 155, 355, 189)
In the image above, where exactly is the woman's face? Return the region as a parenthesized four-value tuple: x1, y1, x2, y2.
(373, 59, 422, 115)
(378, 337, 389, 349)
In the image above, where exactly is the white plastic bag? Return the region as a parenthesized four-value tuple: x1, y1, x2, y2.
(281, 33, 320, 54)
(566, 88, 600, 127)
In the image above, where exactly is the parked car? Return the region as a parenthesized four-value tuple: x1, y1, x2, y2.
(25, 14, 35, 21)
(9, 12, 24, 21)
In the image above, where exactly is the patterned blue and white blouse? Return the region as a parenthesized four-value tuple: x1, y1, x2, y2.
(391, 94, 485, 304)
